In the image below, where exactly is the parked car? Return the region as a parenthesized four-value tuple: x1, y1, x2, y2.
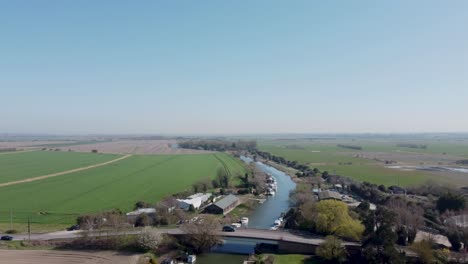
(222, 225, 236, 232)
(231, 223, 241, 228)
(1, 235, 13, 241)
(66, 224, 80, 231)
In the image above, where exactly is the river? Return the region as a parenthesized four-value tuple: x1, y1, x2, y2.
(197, 156, 296, 263)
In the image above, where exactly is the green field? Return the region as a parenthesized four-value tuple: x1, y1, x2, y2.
(0, 152, 246, 225)
(0, 151, 121, 184)
(258, 141, 453, 187)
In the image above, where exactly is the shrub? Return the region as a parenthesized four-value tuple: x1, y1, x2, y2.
(316, 236, 347, 263)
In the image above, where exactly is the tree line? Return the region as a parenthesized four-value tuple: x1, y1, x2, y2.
(178, 139, 257, 152)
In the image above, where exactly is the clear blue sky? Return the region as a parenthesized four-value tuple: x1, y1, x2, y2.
(1, 1, 467, 134)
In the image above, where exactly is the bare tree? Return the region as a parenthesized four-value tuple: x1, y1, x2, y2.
(180, 215, 221, 253)
(386, 198, 424, 245)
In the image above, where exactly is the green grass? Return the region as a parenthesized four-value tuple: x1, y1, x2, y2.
(268, 254, 318, 264)
(0, 153, 246, 225)
(0, 151, 121, 183)
(258, 143, 445, 186)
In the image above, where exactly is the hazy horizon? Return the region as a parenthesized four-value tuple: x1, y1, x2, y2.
(2, 1, 467, 134)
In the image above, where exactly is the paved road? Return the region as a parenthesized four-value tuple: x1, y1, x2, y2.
(1, 228, 360, 247)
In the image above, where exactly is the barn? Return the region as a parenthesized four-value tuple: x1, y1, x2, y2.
(204, 194, 240, 215)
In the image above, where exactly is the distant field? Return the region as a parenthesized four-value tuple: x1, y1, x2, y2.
(0, 153, 246, 225)
(259, 139, 467, 187)
(56, 139, 212, 155)
(0, 151, 121, 184)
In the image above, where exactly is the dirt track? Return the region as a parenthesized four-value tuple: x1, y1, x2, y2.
(0, 250, 139, 264)
(0, 155, 131, 188)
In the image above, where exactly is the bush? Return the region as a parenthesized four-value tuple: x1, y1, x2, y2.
(316, 236, 347, 263)
(437, 192, 466, 213)
(237, 189, 249, 195)
(135, 213, 153, 227)
(5, 229, 18, 234)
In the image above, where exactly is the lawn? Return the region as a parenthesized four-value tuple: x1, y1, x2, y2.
(268, 254, 318, 264)
(0, 151, 121, 184)
(0, 153, 246, 225)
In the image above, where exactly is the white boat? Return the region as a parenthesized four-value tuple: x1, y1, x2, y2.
(269, 225, 278, 231)
(274, 219, 282, 226)
(241, 217, 249, 224)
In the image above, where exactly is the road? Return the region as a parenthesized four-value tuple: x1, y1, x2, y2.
(1, 228, 360, 247)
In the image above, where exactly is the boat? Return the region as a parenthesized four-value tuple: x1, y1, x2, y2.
(269, 225, 278, 231)
(241, 217, 249, 224)
(274, 219, 282, 226)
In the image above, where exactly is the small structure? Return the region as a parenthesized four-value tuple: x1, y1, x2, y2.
(318, 190, 342, 201)
(446, 214, 468, 228)
(126, 208, 156, 222)
(347, 202, 377, 211)
(204, 194, 240, 215)
(177, 193, 212, 211)
(415, 230, 452, 249)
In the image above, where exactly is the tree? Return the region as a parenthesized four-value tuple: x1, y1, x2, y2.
(362, 207, 405, 264)
(312, 200, 364, 241)
(437, 192, 466, 213)
(180, 215, 221, 253)
(134, 201, 150, 210)
(411, 240, 431, 264)
(316, 236, 347, 263)
(136, 228, 163, 252)
(386, 198, 424, 245)
(135, 213, 152, 227)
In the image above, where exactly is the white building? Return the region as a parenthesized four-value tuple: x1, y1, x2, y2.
(177, 193, 212, 211)
(126, 208, 156, 221)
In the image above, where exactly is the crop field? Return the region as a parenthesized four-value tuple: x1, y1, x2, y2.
(0, 152, 246, 225)
(0, 151, 121, 184)
(259, 137, 468, 187)
(56, 139, 212, 155)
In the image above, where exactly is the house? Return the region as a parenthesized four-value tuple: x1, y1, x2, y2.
(318, 190, 342, 201)
(389, 185, 406, 195)
(204, 194, 240, 215)
(177, 193, 212, 211)
(126, 208, 156, 222)
(415, 230, 452, 249)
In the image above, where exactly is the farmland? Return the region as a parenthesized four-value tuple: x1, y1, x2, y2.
(258, 137, 468, 187)
(0, 151, 121, 184)
(56, 139, 213, 155)
(0, 152, 246, 226)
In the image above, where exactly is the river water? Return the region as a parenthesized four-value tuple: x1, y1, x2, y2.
(197, 156, 296, 263)
(240, 156, 296, 229)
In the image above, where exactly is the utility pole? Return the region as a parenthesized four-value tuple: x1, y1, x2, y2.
(9, 208, 12, 231)
(28, 217, 31, 241)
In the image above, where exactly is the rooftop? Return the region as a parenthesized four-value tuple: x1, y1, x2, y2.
(318, 190, 342, 201)
(213, 194, 239, 209)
